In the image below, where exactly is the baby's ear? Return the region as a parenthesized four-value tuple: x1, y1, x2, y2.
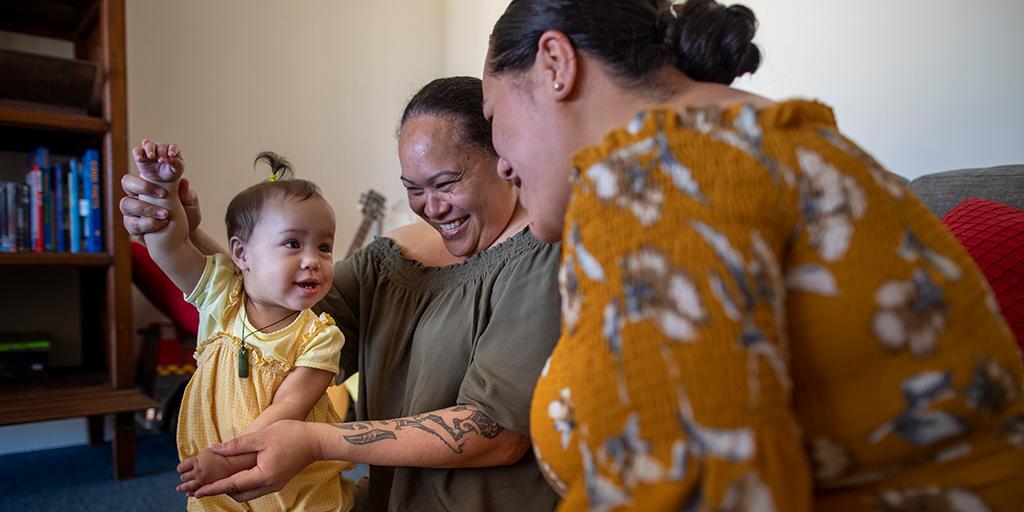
(229, 237, 249, 271)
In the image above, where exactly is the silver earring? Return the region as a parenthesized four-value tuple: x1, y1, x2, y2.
(553, 82, 564, 92)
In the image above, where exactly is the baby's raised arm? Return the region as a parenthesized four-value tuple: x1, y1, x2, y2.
(131, 139, 205, 293)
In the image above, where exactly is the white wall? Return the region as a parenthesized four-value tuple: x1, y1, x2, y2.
(447, 0, 1024, 179)
(126, 0, 446, 252)
(733, 0, 1024, 179)
(444, 0, 508, 77)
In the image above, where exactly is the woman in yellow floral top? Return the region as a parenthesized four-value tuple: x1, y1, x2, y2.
(483, 0, 1024, 510)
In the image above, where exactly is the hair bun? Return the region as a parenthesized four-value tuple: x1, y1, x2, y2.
(665, 0, 761, 84)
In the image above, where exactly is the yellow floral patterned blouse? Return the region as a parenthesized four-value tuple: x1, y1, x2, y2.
(530, 100, 1024, 511)
(179, 254, 355, 512)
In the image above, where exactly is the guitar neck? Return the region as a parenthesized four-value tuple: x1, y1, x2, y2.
(346, 217, 374, 258)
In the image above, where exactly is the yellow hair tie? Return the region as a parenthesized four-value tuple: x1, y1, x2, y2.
(269, 172, 278, 182)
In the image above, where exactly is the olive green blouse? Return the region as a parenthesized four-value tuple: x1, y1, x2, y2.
(318, 228, 562, 512)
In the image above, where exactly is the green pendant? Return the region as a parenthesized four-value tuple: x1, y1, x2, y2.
(238, 345, 249, 378)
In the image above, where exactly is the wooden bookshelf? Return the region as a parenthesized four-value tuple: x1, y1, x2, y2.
(0, 252, 113, 266)
(0, 0, 155, 480)
(0, 101, 110, 133)
(0, 371, 154, 426)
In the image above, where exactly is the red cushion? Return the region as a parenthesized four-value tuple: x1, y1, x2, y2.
(941, 198, 1024, 350)
(131, 241, 199, 337)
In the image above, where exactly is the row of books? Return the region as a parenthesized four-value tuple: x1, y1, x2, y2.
(0, 147, 104, 253)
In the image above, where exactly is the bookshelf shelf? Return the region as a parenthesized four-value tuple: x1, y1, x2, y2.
(0, 101, 109, 134)
(0, 371, 155, 426)
(0, 252, 113, 267)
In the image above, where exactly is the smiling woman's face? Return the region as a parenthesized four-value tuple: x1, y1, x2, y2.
(398, 115, 519, 259)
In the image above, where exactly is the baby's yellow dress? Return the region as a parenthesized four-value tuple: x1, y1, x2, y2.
(531, 101, 1024, 510)
(178, 253, 355, 512)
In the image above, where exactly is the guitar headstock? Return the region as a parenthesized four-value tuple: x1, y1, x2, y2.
(359, 190, 387, 221)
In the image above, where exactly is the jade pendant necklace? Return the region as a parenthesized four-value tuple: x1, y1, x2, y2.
(238, 301, 299, 379)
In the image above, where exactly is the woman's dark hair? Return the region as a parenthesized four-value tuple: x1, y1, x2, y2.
(399, 76, 496, 156)
(487, 0, 760, 88)
(225, 151, 327, 242)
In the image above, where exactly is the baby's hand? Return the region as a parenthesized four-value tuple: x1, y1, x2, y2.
(176, 448, 251, 496)
(132, 139, 184, 184)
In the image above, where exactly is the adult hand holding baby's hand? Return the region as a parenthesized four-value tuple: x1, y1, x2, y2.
(132, 139, 184, 183)
(193, 420, 319, 503)
(176, 448, 248, 497)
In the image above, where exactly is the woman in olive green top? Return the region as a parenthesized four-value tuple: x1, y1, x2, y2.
(120, 77, 561, 511)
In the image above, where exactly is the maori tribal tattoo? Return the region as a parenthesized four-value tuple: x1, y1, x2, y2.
(334, 405, 505, 454)
(343, 429, 397, 445)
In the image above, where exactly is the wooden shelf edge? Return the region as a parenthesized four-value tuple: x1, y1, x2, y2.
(0, 252, 113, 266)
(0, 102, 109, 134)
(0, 1, 101, 42)
(0, 384, 156, 427)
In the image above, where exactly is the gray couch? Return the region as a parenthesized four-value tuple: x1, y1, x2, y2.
(907, 164, 1024, 218)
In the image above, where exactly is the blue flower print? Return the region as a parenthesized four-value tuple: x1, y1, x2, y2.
(580, 440, 630, 512)
(870, 371, 968, 446)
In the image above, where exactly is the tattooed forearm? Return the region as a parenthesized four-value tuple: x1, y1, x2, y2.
(333, 406, 506, 453)
(394, 414, 472, 453)
(343, 429, 397, 444)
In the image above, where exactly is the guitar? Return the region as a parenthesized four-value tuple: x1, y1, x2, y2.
(345, 189, 386, 258)
(328, 189, 386, 419)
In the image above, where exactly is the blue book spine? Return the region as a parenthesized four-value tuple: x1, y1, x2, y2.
(42, 166, 53, 252)
(30, 147, 50, 170)
(84, 150, 102, 253)
(8, 182, 17, 252)
(0, 181, 7, 252)
(54, 164, 66, 252)
(69, 160, 82, 254)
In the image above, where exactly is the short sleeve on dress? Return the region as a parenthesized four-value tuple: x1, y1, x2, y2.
(294, 313, 344, 376)
(184, 253, 239, 311)
(457, 240, 562, 436)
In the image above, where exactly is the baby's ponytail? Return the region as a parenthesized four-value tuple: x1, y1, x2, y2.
(254, 151, 294, 182)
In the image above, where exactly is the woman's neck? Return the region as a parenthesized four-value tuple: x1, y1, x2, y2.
(573, 61, 771, 151)
(489, 202, 529, 248)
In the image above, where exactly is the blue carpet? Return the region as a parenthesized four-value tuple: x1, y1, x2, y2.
(0, 434, 186, 511)
(0, 434, 369, 511)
